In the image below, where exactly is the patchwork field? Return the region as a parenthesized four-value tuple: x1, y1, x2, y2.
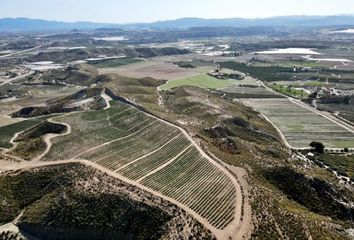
(99, 60, 197, 80)
(160, 73, 235, 90)
(242, 98, 354, 148)
(42, 100, 237, 230)
(221, 86, 282, 98)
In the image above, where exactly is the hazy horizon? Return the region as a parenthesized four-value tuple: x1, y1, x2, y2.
(1, 0, 354, 24)
(3, 14, 354, 24)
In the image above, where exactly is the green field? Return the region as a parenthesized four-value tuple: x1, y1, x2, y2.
(270, 83, 309, 99)
(91, 57, 144, 68)
(159, 74, 235, 90)
(43, 100, 236, 229)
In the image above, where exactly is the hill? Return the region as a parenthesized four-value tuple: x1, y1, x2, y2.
(0, 17, 116, 32)
(2, 15, 354, 32)
(0, 164, 213, 239)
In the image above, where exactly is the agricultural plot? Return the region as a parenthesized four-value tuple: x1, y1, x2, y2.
(315, 154, 354, 181)
(43, 100, 236, 229)
(221, 86, 282, 98)
(220, 76, 281, 98)
(242, 98, 354, 148)
(141, 147, 236, 229)
(160, 73, 235, 90)
(99, 60, 197, 80)
(43, 102, 161, 161)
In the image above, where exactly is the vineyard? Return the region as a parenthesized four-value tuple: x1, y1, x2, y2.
(242, 98, 354, 148)
(315, 154, 354, 181)
(43, 100, 237, 230)
(141, 147, 236, 229)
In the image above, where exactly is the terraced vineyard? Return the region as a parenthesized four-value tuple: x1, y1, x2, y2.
(141, 147, 236, 229)
(43, 100, 237, 230)
(242, 98, 354, 148)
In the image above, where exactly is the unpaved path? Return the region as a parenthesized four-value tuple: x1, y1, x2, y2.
(32, 118, 72, 162)
(0, 158, 226, 239)
(242, 79, 354, 150)
(288, 97, 354, 134)
(116, 133, 182, 171)
(1, 96, 250, 239)
(0, 46, 42, 59)
(101, 91, 113, 110)
(69, 120, 157, 160)
(260, 79, 354, 135)
(136, 145, 192, 182)
(240, 99, 295, 150)
(0, 71, 35, 86)
(125, 99, 250, 239)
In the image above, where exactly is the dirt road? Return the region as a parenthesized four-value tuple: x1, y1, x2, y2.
(0, 96, 251, 239)
(0, 71, 35, 87)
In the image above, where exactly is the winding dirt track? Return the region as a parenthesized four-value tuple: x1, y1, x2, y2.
(0, 71, 35, 87)
(254, 80, 354, 150)
(32, 118, 72, 162)
(0, 95, 251, 240)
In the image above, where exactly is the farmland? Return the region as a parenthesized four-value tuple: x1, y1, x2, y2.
(42, 100, 237, 230)
(315, 154, 354, 181)
(270, 83, 309, 99)
(242, 98, 354, 148)
(141, 147, 236, 229)
(159, 73, 235, 90)
(99, 60, 197, 80)
(219, 76, 282, 98)
(2, 21, 354, 240)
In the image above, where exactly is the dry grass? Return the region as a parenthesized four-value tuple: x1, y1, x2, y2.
(99, 60, 197, 80)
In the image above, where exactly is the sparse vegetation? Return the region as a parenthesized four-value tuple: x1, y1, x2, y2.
(89, 57, 143, 68)
(0, 164, 214, 240)
(264, 166, 354, 221)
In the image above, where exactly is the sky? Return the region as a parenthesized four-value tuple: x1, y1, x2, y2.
(0, 0, 354, 23)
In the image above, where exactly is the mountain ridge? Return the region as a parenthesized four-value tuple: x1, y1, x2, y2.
(1, 15, 354, 32)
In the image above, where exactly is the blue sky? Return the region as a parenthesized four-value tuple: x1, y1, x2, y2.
(0, 0, 354, 23)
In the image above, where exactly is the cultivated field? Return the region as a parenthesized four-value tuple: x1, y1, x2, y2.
(315, 154, 354, 180)
(220, 76, 280, 98)
(43, 100, 237, 230)
(160, 73, 235, 90)
(99, 59, 197, 80)
(242, 98, 354, 148)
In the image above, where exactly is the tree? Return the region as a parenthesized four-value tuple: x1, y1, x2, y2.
(310, 141, 325, 154)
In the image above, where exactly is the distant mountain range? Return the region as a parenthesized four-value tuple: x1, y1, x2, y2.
(1, 15, 354, 32)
